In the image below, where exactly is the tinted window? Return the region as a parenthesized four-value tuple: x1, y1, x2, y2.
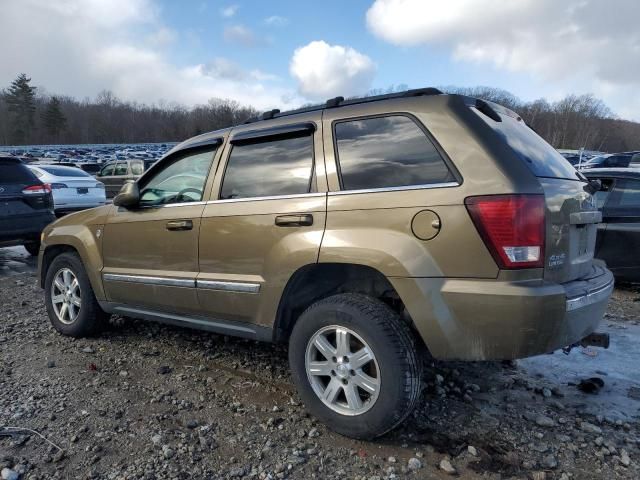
(140, 149, 215, 206)
(608, 155, 631, 168)
(609, 179, 640, 209)
(39, 166, 91, 177)
(114, 162, 128, 176)
(131, 161, 144, 175)
(473, 109, 583, 181)
(0, 162, 38, 183)
(100, 163, 115, 176)
(592, 179, 614, 209)
(334, 115, 455, 191)
(220, 135, 313, 199)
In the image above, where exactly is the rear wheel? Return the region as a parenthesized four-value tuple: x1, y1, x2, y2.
(24, 241, 40, 256)
(288, 293, 422, 439)
(44, 252, 108, 337)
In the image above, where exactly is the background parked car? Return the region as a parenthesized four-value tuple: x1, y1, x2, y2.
(579, 153, 634, 170)
(0, 157, 55, 255)
(584, 168, 640, 282)
(28, 165, 106, 215)
(96, 159, 156, 198)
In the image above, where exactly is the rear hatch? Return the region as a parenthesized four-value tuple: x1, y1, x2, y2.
(470, 100, 601, 284)
(0, 160, 52, 216)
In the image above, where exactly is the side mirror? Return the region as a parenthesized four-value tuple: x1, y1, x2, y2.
(584, 179, 602, 195)
(113, 181, 140, 209)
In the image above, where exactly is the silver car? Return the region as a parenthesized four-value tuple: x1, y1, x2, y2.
(28, 165, 106, 214)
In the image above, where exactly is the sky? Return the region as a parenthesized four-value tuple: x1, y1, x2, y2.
(1, 0, 639, 120)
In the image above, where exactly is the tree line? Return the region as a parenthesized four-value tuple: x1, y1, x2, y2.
(1, 74, 638, 152)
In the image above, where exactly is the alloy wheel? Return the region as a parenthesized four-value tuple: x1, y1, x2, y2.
(51, 267, 82, 324)
(305, 325, 380, 416)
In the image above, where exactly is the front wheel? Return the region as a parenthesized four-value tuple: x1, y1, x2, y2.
(44, 252, 108, 337)
(288, 293, 422, 439)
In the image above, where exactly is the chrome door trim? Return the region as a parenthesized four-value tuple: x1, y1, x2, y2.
(328, 181, 459, 196)
(206, 192, 325, 205)
(196, 279, 261, 293)
(103, 273, 195, 288)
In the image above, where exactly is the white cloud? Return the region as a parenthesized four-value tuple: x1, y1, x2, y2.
(0, 0, 293, 111)
(146, 27, 177, 47)
(290, 41, 376, 100)
(202, 57, 280, 83)
(264, 15, 288, 27)
(223, 24, 265, 47)
(220, 5, 238, 18)
(366, 0, 640, 120)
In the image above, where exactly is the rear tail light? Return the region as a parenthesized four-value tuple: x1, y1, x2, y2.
(465, 195, 545, 269)
(22, 184, 52, 195)
(95, 182, 105, 188)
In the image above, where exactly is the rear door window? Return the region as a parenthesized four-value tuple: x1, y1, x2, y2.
(220, 135, 314, 200)
(473, 108, 583, 181)
(114, 162, 129, 176)
(334, 115, 455, 191)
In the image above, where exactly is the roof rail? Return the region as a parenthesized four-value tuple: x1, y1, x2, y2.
(240, 86, 443, 125)
(325, 96, 344, 108)
(261, 109, 280, 120)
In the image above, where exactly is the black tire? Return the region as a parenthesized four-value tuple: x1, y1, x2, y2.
(44, 252, 108, 337)
(24, 241, 40, 256)
(288, 293, 422, 439)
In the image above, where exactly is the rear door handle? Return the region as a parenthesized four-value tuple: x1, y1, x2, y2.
(275, 214, 313, 227)
(166, 219, 193, 231)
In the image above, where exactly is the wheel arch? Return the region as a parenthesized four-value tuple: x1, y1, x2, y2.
(40, 233, 105, 301)
(272, 262, 424, 347)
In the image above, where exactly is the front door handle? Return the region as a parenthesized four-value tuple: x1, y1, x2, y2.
(166, 219, 193, 231)
(275, 214, 313, 227)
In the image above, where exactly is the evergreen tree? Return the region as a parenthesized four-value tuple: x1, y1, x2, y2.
(41, 96, 67, 141)
(6, 73, 36, 144)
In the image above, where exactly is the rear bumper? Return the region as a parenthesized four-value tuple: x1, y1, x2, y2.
(391, 261, 614, 360)
(0, 212, 56, 245)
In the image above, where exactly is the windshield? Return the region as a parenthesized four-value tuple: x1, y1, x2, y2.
(473, 108, 584, 181)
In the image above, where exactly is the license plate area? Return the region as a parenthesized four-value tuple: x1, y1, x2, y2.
(77, 188, 89, 194)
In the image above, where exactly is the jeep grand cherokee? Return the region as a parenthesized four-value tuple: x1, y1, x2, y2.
(38, 88, 613, 439)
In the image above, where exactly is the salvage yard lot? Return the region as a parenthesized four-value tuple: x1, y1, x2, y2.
(0, 254, 639, 479)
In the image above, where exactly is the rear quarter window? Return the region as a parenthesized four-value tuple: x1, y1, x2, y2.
(473, 109, 583, 181)
(334, 115, 456, 191)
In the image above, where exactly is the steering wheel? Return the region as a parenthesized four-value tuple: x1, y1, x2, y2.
(174, 187, 203, 202)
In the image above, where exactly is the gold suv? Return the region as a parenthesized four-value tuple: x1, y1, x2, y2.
(38, 89, 613, 439)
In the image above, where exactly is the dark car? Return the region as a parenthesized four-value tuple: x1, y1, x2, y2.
(579, 153, 634, 170)
(96, 159, 156, 198)
(0, 157, 56, 255)
(584, 168, 640, 282)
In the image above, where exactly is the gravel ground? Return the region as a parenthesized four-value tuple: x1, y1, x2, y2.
(1, 267, 639, 480)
